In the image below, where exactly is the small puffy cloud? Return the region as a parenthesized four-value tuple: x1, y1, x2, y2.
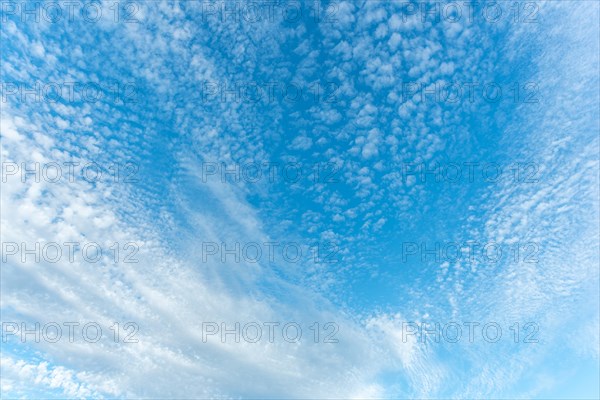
(290, 135, 313, 150)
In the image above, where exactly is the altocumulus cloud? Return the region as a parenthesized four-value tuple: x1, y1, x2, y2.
(1, 1, 599, 398)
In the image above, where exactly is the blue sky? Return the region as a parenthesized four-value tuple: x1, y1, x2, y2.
(1, 0, 599, 398)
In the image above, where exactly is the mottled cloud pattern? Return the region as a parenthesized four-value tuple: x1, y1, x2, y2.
(1, 1, 598, 398)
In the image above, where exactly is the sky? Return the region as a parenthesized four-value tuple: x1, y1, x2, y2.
(0, 0, 599, 398)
